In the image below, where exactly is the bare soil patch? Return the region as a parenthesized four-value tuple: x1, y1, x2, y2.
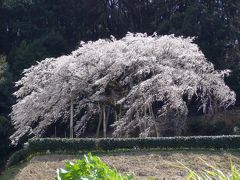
(15, 150, 240, 180)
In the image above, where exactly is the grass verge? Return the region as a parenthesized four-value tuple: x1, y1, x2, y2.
(4, 149, 240, 180)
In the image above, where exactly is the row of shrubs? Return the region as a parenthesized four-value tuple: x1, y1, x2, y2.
(28, 135, 240, 152)
(7, 135, 240, 167)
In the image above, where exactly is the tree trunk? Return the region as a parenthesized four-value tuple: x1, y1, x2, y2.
(154, 119, 159, 137)
(70, 95, 74, 138)
(115, 110, 118, 122)
(106, 106, 110, 129)
(149, 104, 159, 137)
(54, 126, 57, 138)
(103, 105, 107, 138)
(96, 104, 102, 138)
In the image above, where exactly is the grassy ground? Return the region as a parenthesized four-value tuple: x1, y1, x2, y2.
(0, 162, 27, 180)
(2, 149, 240, 180)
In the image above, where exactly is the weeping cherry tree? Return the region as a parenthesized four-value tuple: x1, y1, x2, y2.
(10, 33, 236, 145)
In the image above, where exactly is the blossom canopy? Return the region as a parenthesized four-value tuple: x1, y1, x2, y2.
(10, 33, 236, 145)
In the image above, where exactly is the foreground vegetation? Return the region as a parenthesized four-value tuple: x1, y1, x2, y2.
(180, 158, 240, 180)
(55, 153, 133, 180)
(56, 153, 240, 180)
(4, 149, 240, 180)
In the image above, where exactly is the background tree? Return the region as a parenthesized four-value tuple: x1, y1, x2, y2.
(0, 55, 12, 170)
(0, 0, 239, 169)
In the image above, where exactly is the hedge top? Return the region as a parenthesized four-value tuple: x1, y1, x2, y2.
(28, 135, 240, 152)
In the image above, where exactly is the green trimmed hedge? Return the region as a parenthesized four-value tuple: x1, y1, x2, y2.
(28, 138, 96, 152)
(7, 135, 240, 167)
(28, 135, 240, 153)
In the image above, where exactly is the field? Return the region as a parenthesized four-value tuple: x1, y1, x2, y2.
(2, 149, 240, 180)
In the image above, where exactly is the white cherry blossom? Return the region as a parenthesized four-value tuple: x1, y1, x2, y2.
(10, 33, 236, 145)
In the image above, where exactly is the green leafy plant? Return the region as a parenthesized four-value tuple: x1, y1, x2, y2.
(179, 158, 240, 180)
(55, 153, 134, 180)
